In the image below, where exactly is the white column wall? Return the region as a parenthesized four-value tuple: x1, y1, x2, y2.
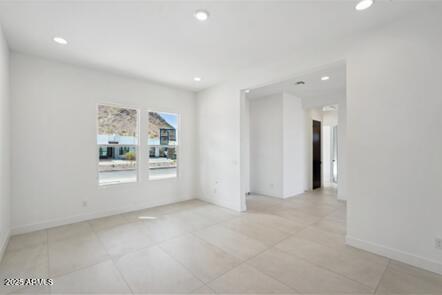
(0, 24, 10, 261)
(249, 94, 284, 197)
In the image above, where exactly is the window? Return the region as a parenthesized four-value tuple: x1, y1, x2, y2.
(148, 111, 178, 180)
(97, 105, 138, 185)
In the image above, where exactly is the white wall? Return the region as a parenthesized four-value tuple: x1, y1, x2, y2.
(346, 9, 442, 274)
(10, 53, 197, 234)
(196, 84, 242, 211)
(337, 100, 347, 200)
(240, 92, 250, 210)
(323, 109, 337, 126)
(249, 94, 283, 197)
(322, 125, 331, 186)
(282, 93, 307, 197)
(0, 25, 10, 260)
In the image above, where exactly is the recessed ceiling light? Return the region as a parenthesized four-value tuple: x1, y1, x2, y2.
(53, 37, 68, 45)
(355, 0, 374, 11)
(194, 10, 209, 21)
(244, 89, 251, 93)
(323, 105, 337, 112)
(321, 76, 330, 81)
(194, 77, 202, 82)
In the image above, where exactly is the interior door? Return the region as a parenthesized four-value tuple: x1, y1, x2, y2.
(312, 120, 321, 189)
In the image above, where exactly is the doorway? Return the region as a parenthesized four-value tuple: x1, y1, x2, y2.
(331, 125, 338, 184)
(312, 120, 321, 189)
(241, 61, 347, 211)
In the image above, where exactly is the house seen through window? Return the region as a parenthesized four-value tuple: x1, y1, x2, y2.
(97, 105, 138, 185)
(148, 111, 178, 180)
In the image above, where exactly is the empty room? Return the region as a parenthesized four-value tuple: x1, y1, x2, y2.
(0, 1, 441, 294)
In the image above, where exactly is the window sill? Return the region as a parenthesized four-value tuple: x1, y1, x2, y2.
(98, 180, 138, 187)
(149, 175, 178, 181)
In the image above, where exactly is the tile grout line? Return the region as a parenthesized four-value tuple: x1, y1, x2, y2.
(88, 218, 135, 294)
(110, 259, 135, 295)
(249, 196, 345, 231)
(244, 244, 347, 293)
(46, 229, 52, 295)
(46, 223, 127, 293)
(197, 230, 303, 294)
(2, 230, 49, 295)
(155, 234, 210, 292)
(374, 259, 391, 294)
(104, 205, 243, 262)
(250, 196, 388, 293)
(262, 208, 379, 292)
(273, 242, 378, 293)
(202, 200, 335, 292)
(238, 234, 303, 294)
(243, 193, 381, 293)
(284, 212, 390, 292)
(152, 217, 300, 294)
(90, 205, 241, 293)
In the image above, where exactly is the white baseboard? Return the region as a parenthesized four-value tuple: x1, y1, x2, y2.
(346, 235, 442, 275)
(337, 193, 346, 201)
(197, 195, 241, 212)
(283, 190, 306, 199)
(249, 191, 284, 199)
(0, 230, 10, 263)
(11, 196, 197, 236)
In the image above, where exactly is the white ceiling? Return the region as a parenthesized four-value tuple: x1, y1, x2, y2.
(0, 1, 433, 91)
(247, 61, 346, 103)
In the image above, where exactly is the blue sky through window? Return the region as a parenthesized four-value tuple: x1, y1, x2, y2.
(160, 112, 177, 129)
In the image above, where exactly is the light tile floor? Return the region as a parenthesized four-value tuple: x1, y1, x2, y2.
(1, 189, 442, 294)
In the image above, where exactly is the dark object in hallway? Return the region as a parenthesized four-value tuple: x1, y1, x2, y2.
(313, 120, 321, 189)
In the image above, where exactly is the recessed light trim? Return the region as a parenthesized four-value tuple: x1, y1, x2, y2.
(53, 37, 68, 45)
(321, 76, 330, 81)
(355, 0, 374, 11)
(323, 105, 337, 112)
(193, 77, 202, 82)
(194, 10, 209, 21)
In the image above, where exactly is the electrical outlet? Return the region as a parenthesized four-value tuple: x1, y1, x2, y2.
(436, 238, 442, 250)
